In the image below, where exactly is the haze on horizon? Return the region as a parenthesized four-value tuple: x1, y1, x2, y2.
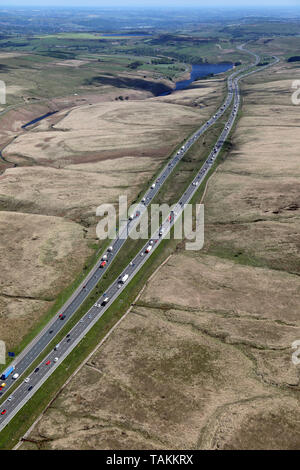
(1, 0, 300, 9)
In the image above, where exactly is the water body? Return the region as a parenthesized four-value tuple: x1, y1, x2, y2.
(160, 62, 233, 96)
(21, 111, 58, 129)
(20, 63, 233, 129)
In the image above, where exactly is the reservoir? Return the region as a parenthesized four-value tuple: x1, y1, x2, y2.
(160, 62, 233, 96)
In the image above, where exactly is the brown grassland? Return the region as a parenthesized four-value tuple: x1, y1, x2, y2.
(18, 54, 300, 450)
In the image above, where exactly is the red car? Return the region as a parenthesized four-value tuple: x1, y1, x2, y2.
(1, 410, 6, 415)
(59, 313, 63, 318)
(45, 360, 51, 366)
(0, 387, 2, 392)
(100, 261, 107, 268)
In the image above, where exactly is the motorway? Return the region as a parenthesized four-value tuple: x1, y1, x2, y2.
(0, 55, 237, 396)
(0, 46, 279, 432)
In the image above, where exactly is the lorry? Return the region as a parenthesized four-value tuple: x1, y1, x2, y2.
(121, 274, 129, 284)
(1, 365, 15, 381)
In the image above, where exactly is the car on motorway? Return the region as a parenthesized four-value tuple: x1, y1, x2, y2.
(45, 360, 51, 366)
(28, 386, 33, 391)
(1, 410, 6, 415)
(66, 334, 70, 338)
(102, 297, 109, 306)
(34, 367, 39, 373)
(24, 377, 30, 383)
(100, 261, 107, 268)
(8, 397, 12, 401)
(54, 357, 59, 363)
(59, 315, 66, 320)
(1, 383, 6, 388)
(49, 330, 53, 334)
(12, 373, 19, 380)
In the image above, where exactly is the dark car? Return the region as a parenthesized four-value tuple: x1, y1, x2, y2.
(49, 330, 53, 334)
(28, 386, 33, 391)
(34, 367, 39, 373)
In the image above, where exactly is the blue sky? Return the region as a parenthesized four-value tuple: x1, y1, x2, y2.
(2, 0, 300, 8)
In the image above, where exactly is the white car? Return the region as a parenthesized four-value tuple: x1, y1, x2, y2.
(54, 357, 59, 363)
(24, 377, 30, 383)
(8, 396, 12, 401)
